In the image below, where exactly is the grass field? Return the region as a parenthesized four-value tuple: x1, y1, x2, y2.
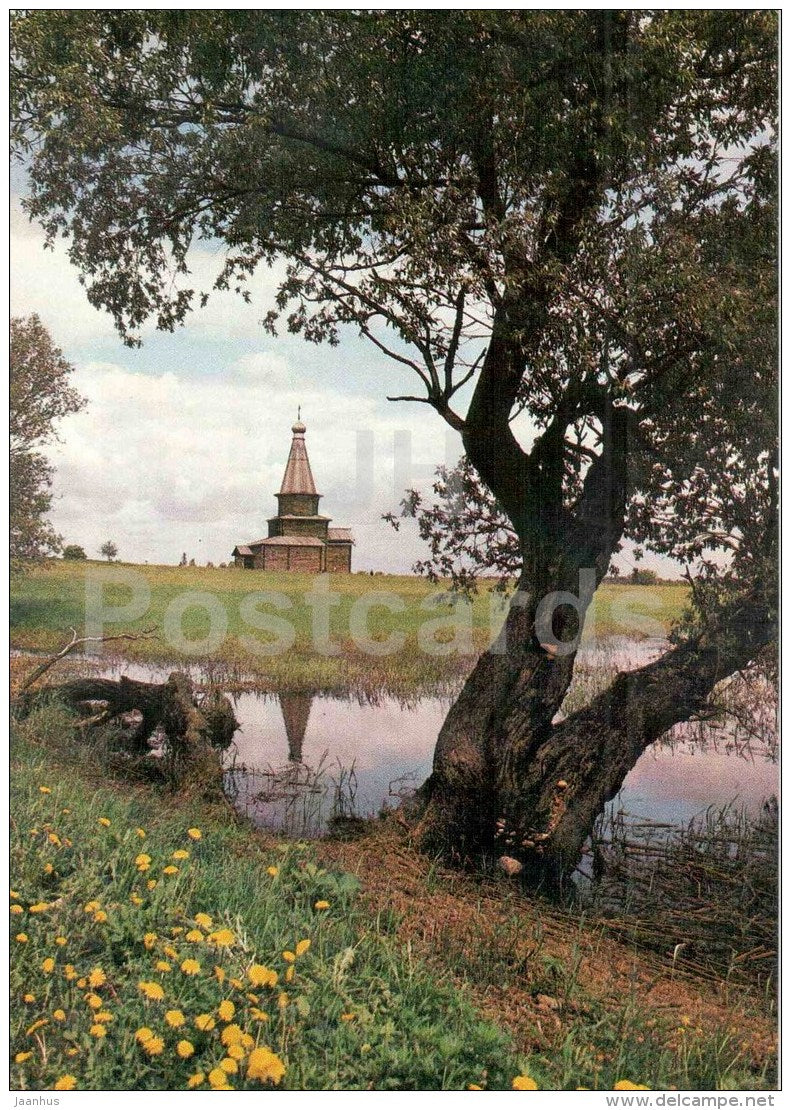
(10, 704, 776, 1091)
(11, 560, 688, 696)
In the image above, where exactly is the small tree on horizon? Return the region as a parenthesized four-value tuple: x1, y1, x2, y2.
(62, 544, 87, 560)
(100, 541, 118, 562)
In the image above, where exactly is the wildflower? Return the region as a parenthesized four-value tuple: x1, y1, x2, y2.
(88, 967, 107, 988)
(64, 964, 77, 980)
(614, 1081, 650, 1091)
(54, 1076, 77, 1091)
(130, 894, 144, 906)
(55, 935, 67, 946)
(43, 863, 55, 874)
(136, 827, 146, 838)
(314, 900, 330, 910)
(155, 960, 172, 973)
(185, 929, 203, 943)
(29, 902, 50, 914)
(285, 965, 295, 983)
(208, 1068, 232, 1090)
(98, 817, 111, 827)
(250, 1008, 269, 1022)
(266, 866, 279, 878)
(26, 1019, 49, 1035)
(230, 977, 243, 990)
(187, 1074, 204, 1088)
(164, 945, 178, 960)
(147, 880, 157, 890)
(42, 957, 56, 974)
(10, 904, 23, 915)
(84, 900, 101, 913)
(247, 1046, 286, 1085)
(90, 1023, 108, 1038)
(181, 958, 200, 976)
(195, 1013, 216, 1032)
(173, 849, 190, 860)
(135, 854, 151, 872)
(95, 1012, 113, 1023)
(15, 1052, 33, 1063)
(246, 992, 259, 1004)
(10, 889, 20, 899)
(219, 1057, 238, 1075)
(512, 1076, 539, 1091)
(138, 980, 165, 1001)
(135, 1027, 154, 1045)
(187, 827, 202, 840)
(163, 865, 179, 876)
(165, 1010, 186, 1028)
(194, 912, 212, 929)
(282, 950, 295, 963)
(278, 993, 289, 1010)
(220, 1024, 243, 1047)
(295, 939, 311, 958)
(53, 1009, 67, 1022)
(85, 993, 103, 1010)
(176, 1039, 195, 1059)
(171, 926, 185, 936)
(143, 1036, 165, 1056)
(93, 910, 108, 923)
(24, 993, 36, 1003)
(16, 933, 28, 943)
(468, 1085, 483, 1091)
(208, 928, 235, 947)
(340, 1013, 355, 1022)
(48, 832, 61, 845)
(62, 808, 71, 814)
(218, 999, 235, 1022)
(143, 932, 157, 949)
(214, 965, 226, 983)
(39, 786, 51, 794)
(77, 978, 87, 989)
(227, 1044, 246, 1061)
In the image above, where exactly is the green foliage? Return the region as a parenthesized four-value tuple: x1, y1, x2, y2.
(62, 545, 87, 561)
(100, 541, 119, 562)
(10, 315, 85, 569)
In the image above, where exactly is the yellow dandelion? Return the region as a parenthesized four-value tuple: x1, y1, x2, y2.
(48, 832, 61, 845)
(62, 808, 71, 814)
(23, 993, 36, 1003)
(90, 1023, 108, 1038)
(10, 904, 24, 915)
(155, 960, 172, 973)
(285, 965, 295, 983)
(43, 863, 55, 874)
(241, 1032, 254, 1050)
(15, 933, 28, 943)
(246, 992, 260, 1004)
(39, 786, 51, 794)
(512, 1076, 539, 1091)
(163, 944, 178, 960)
(180, 958, 200, 976)
(98, 817, 111, 827)
(143, 1035, 165, 1056)
(64, 964, 77, 980)
(147, 880, 157, 890)
(95, 1012, 113, 1023)
(15, 1051, 33, 1063)
(187, 1073, 204, 1088)
(171, 926, 185, 936)
(135, 827, 146, 838)
(266, 865, 279, 878)
(42, 956, 56, 973)
(282, 950, 295, 963)
(208, 928, 235, 947)
(340, 1012, 355, 1022)
(187, 827, 202, 840)
(163, 865, 179, 876)
(26, 1019, 49, 1035)
(29, 902, 50, 914)
(219, 1057, 238, 1075)
(218, 999, 235, 1022)
(185, 929, 204, 943)
(143, 932, 157, 949)
(85, 993, 103, 1010)
(227, 1044, 246, 1061)
(84, 900, 101, 913)
(468, 1084, 483, 1090)
(195, 1013, 215, 1032)
(247, 1046, 286, 1085)
(176, 1039, 195, 1059)
(208, 1068, 231, 1090)
(314, 900, 330, 910)
(53, 1009, 67, 1022)
(77, 977, 87, 989)
(135, 854, 151, 871)
(614, 1081, 650, 1091)
(10, 889, 20, 899)
(130, 894, 144, 906)
(220, 1023, 243, 1047)
(277, 993, 288, 1010)
(65, 1048, 79, 1058)
(250, 1008, 269, 1022)
(165, 1009, 186, 1028)
(214, 965, 226, 983)
(194, 912, 212, 929)
(53, 1076, 77, 1090)
(230, 977, 243, 990)
(172, 849, 189, 860)
(135, 1027, 154, 1044)
(93, 910, 108, 923)
(138, 980, 165, 1001)
(88, 967, 107, 988)
(55, 935, 67, 946)
(295, 939, 311, 957)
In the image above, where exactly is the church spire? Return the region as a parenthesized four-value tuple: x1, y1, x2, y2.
(279, 413, 318, 495)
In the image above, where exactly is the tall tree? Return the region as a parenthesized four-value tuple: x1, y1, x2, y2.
(10, 314, 85, 568)
(11, 10, 778, 880)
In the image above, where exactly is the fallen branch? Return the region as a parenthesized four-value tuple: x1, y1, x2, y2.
(18, 626, 159, 693)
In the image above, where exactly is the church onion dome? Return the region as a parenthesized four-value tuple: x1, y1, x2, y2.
(279, 417, 318, 495)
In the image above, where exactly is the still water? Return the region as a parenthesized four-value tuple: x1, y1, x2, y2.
(95, 638, 778, 838)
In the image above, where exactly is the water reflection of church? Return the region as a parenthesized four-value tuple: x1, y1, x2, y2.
(278, 692, 312, 763)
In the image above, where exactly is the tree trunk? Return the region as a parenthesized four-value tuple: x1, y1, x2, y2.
(416, 585, 775, 885)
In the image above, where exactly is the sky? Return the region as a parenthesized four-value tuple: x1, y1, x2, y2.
(10, 188, 678, 578)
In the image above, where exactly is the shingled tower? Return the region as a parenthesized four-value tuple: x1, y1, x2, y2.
(232, 415, 354, 573)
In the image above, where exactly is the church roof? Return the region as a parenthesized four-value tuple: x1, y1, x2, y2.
(327, 528, 354, 542)
(257, 535, 324, 547)
(279, 418, 319, 496)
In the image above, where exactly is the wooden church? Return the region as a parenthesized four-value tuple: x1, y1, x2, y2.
(232, 415, 354, 573)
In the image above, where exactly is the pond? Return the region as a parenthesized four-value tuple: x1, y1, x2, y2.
(91, 637, 778, 840)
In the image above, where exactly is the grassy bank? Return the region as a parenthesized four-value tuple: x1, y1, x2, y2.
(11, 560, 687, 696)
(10, 703, 776, 1091)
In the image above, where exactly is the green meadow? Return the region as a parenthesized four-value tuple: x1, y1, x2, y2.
(11, 560, 688, 696)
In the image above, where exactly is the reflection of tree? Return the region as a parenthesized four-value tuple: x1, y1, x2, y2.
(278, 693, 313, 764)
